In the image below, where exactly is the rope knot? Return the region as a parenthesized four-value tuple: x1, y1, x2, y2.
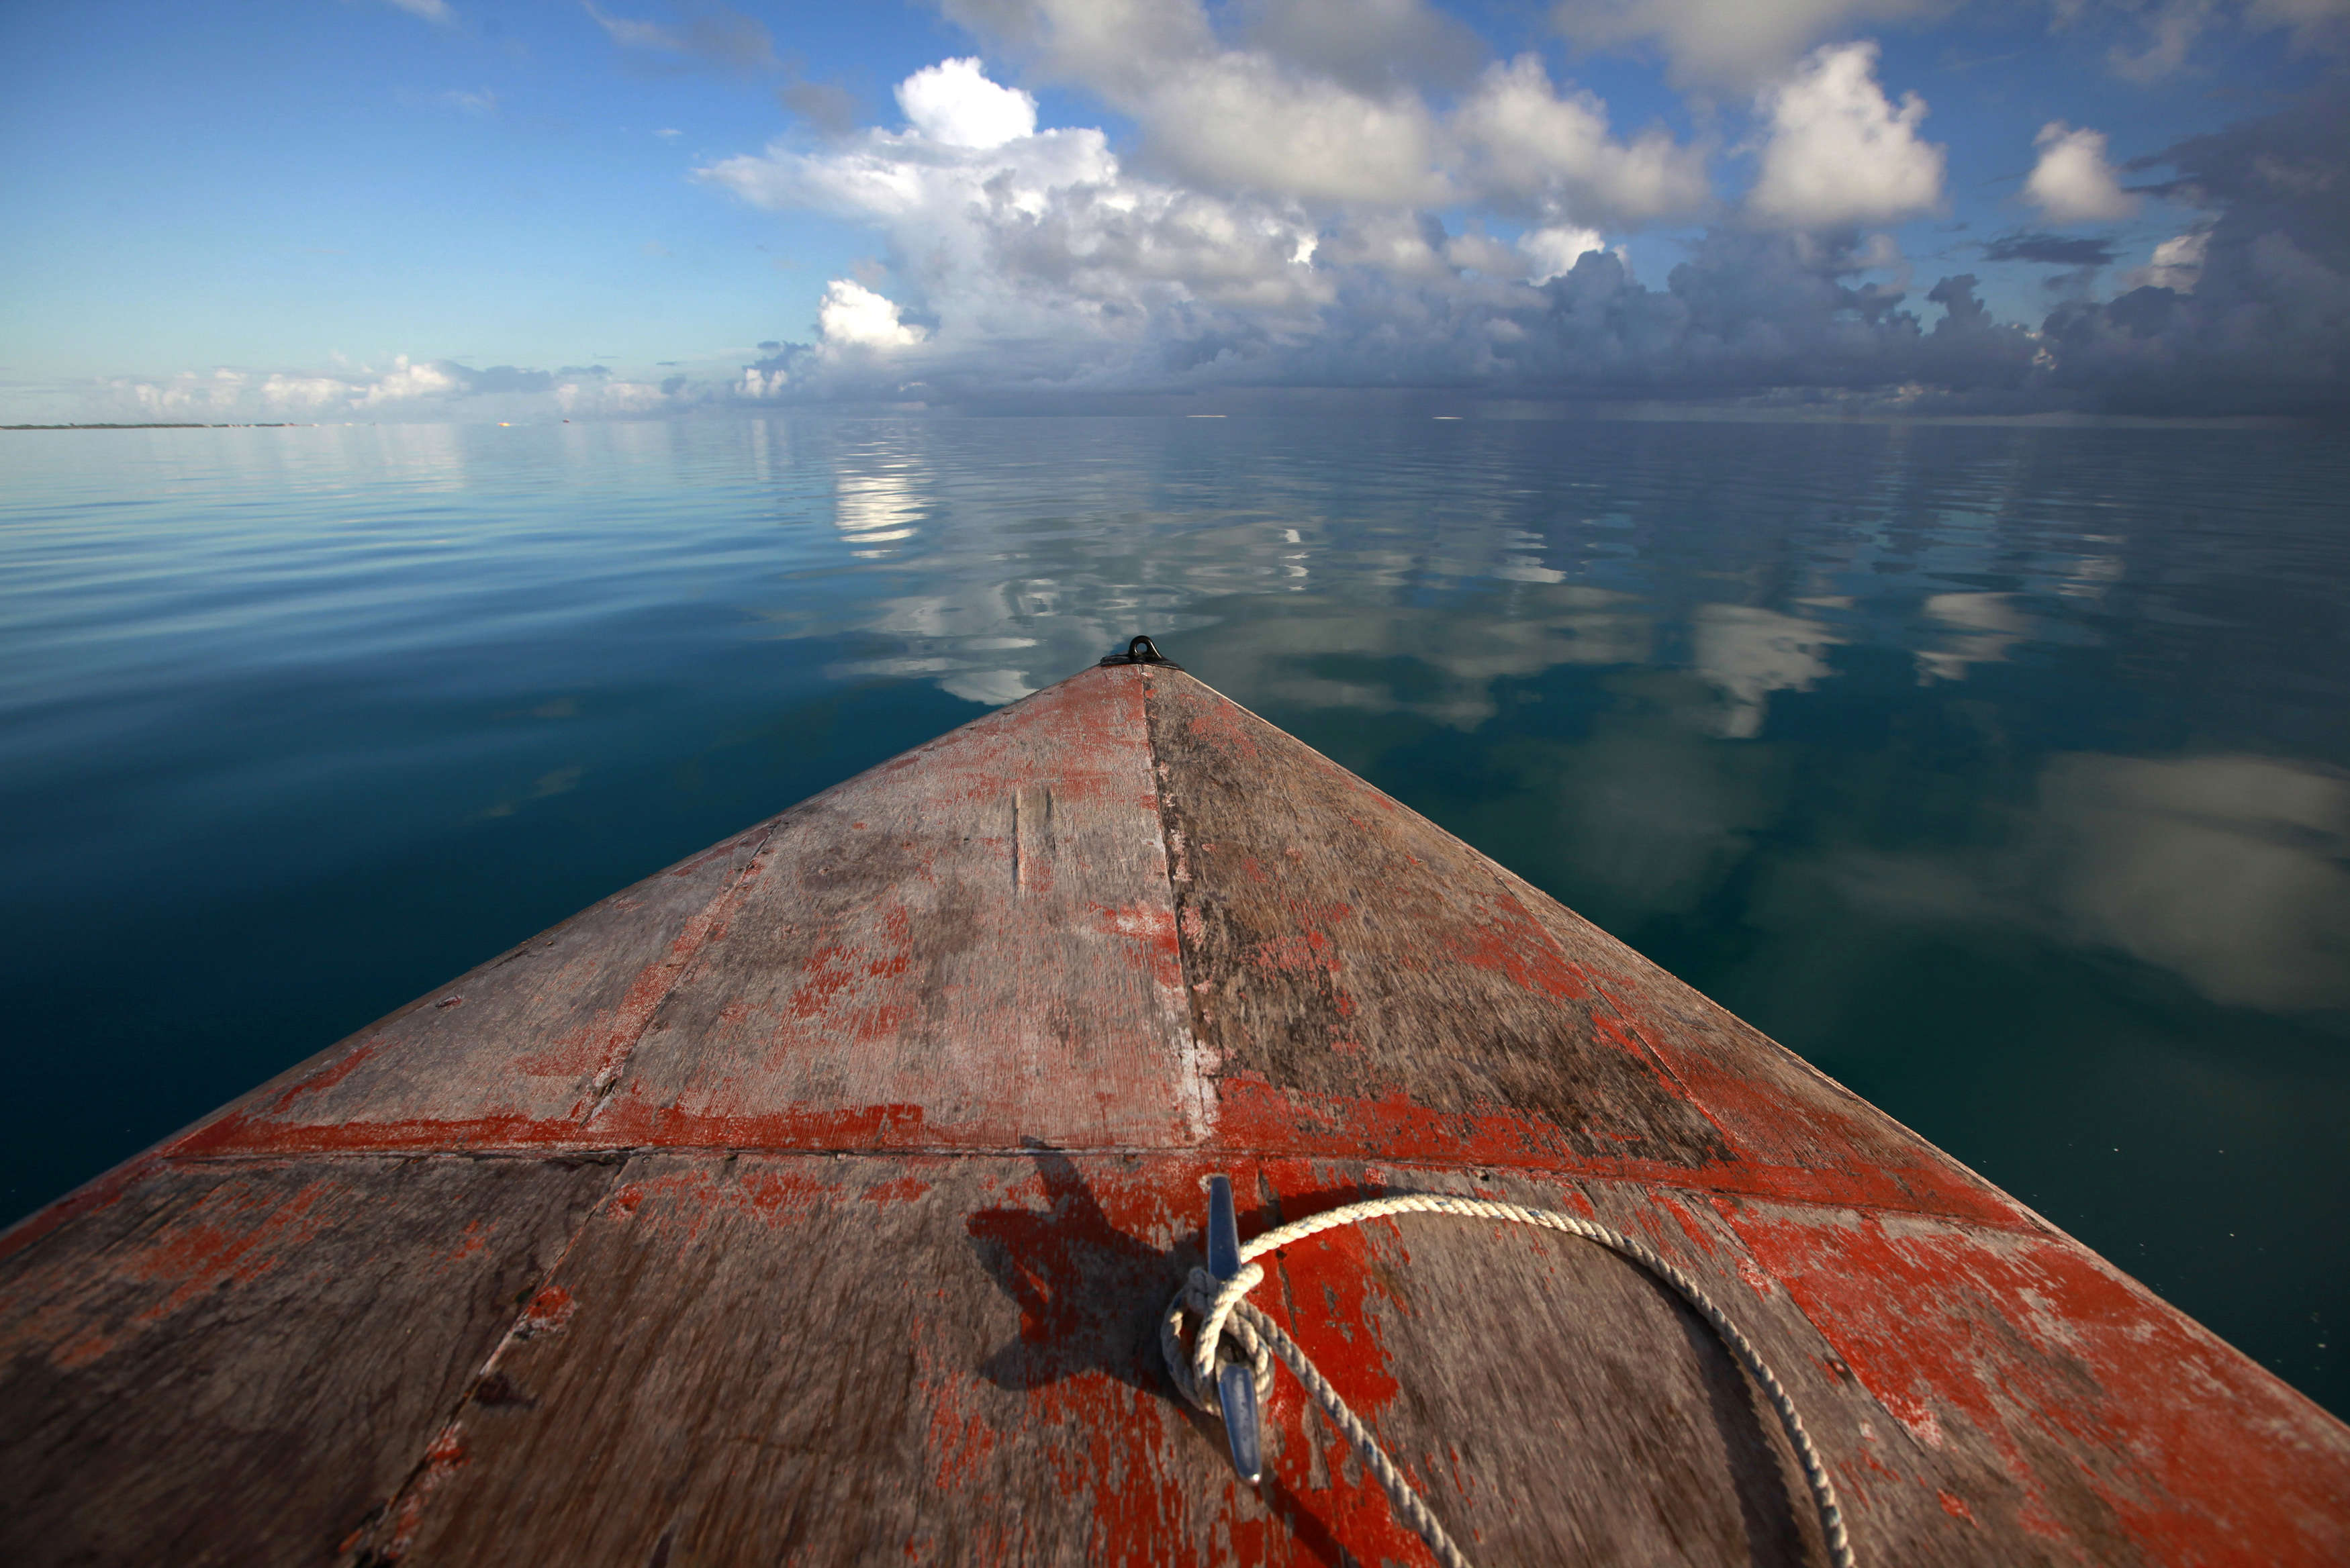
(1160, 1265, 1274, 1412)
(1153, 1189, 1856, 1568)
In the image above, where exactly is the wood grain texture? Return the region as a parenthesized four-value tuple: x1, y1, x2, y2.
(337, 1153, 1836, 1568)
(1144, 669, 1728, 1165)
(331, 1152, 2350, 1567)
(599, 665, 1203, 1152)
(1711, 1193, 2350, 1565)
(0, 1155, 616, 1568)
(1146, 667, 2024, 1224)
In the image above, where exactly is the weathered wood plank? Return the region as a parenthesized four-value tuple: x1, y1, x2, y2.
(1145, 667, 2026, 1223)
(1712, 1194, 2350, 1564)
(330, 1150, 2350, 1567)
(0, 1155, 618, 1568)
(341, 1153, 1818, 1567)
(165, 826, 777, 1158)
(598, 666, 1203, 1152)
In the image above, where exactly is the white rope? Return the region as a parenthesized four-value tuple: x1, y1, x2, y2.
(1161, 1193, 1856, 1568)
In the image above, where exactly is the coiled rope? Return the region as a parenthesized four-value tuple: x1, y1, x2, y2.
(1160, 1192, 1856, 1568)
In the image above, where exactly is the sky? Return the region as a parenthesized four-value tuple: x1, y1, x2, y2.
(1, 0, 2344, 421)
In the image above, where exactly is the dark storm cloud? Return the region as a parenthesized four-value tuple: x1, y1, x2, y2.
(2039, 89, 2350, 416)
(1280, 235, 2036, 403)
(756, 228, 2040, 414)
(1984, 234, 2120, 266)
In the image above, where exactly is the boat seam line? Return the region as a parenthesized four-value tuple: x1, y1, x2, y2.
(139, 1146, 2042, 1232)
(334, 1157, 628, 1565)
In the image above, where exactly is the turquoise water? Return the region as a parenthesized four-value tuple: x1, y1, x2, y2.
(3, 415, 2344, 1414)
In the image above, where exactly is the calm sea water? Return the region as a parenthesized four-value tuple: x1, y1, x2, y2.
(4, 415, 2345, 1414)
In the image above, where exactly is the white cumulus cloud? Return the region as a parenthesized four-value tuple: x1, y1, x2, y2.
(1520, 225, 1607, 283)
(939, 1, 1697, 214)
(2024, 122, 2140, 222)
(696, 51, 1716, 374)
(361, 356, 464, 403)
(82, 17, 2332, 424)
(1747, 43, 1945, 229)
(818, 280, 929, 348)
(1139, 51, 1447, 205)
(2125, 229, 2211, 291)
(698, 59, 1333, 385)
(939, 0, 1217, 103)
(896, 56, 1039, 148)
(694, 56, 2059, 407)
(1454, 54, 1712, 227)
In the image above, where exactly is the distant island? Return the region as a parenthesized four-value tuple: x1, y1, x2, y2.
(4, 422, 313, 430)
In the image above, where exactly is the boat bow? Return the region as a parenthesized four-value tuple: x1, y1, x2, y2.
(3, 658, 2345, 1565)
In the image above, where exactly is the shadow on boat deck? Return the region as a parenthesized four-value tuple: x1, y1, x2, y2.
(962, 1140, 1809, 1566)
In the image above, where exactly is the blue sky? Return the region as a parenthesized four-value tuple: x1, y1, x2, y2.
(2, 0, 2343, 420)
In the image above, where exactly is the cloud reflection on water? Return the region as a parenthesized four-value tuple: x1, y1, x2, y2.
(780, 418, 2349, 1026)
(1689, 603, 1846, 739)
(1783, 753, 2350, 1016)
(2039, 754, 2350, 1013)
(1916, 591, 2030, 683)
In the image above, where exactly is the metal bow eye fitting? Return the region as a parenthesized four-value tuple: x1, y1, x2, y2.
(1098, 635, 1180, 668)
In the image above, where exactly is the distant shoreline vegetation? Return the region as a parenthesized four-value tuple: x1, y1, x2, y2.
(1, 407, 2328, 430)
(2, 422, 312, 430)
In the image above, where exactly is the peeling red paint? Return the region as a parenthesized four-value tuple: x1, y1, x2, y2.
(167, 1108, 612, 1159)
(1088, 899, 1186, 976)
(863, 1175, 933, 1206)
(916, 1318, 999, 1489)
(945, 1152, 1468, 1567)
(15, 1178, 336, 1371)
(564, 834, 780, 1108)
(598, 1099, 931, 1150)
(1651, 1193, 1718, 1257)
(1211, 1078, 2030, 1225)
(445, 1220, 489, 1264)
(269, 1040, 380, 1111)
(1443, 895, 1589, 1002)
(1184, 704, 1260, 761)
(379, 1421, 469, 1560)
(1726, 1202, 2350, 1565)
(519, 1285, 575, 1335)
(0, 1153, 157, 1266)
(788, 940, 891, 1018)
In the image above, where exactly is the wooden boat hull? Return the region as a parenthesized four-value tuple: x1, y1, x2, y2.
(3, 661, 2345, 1565)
